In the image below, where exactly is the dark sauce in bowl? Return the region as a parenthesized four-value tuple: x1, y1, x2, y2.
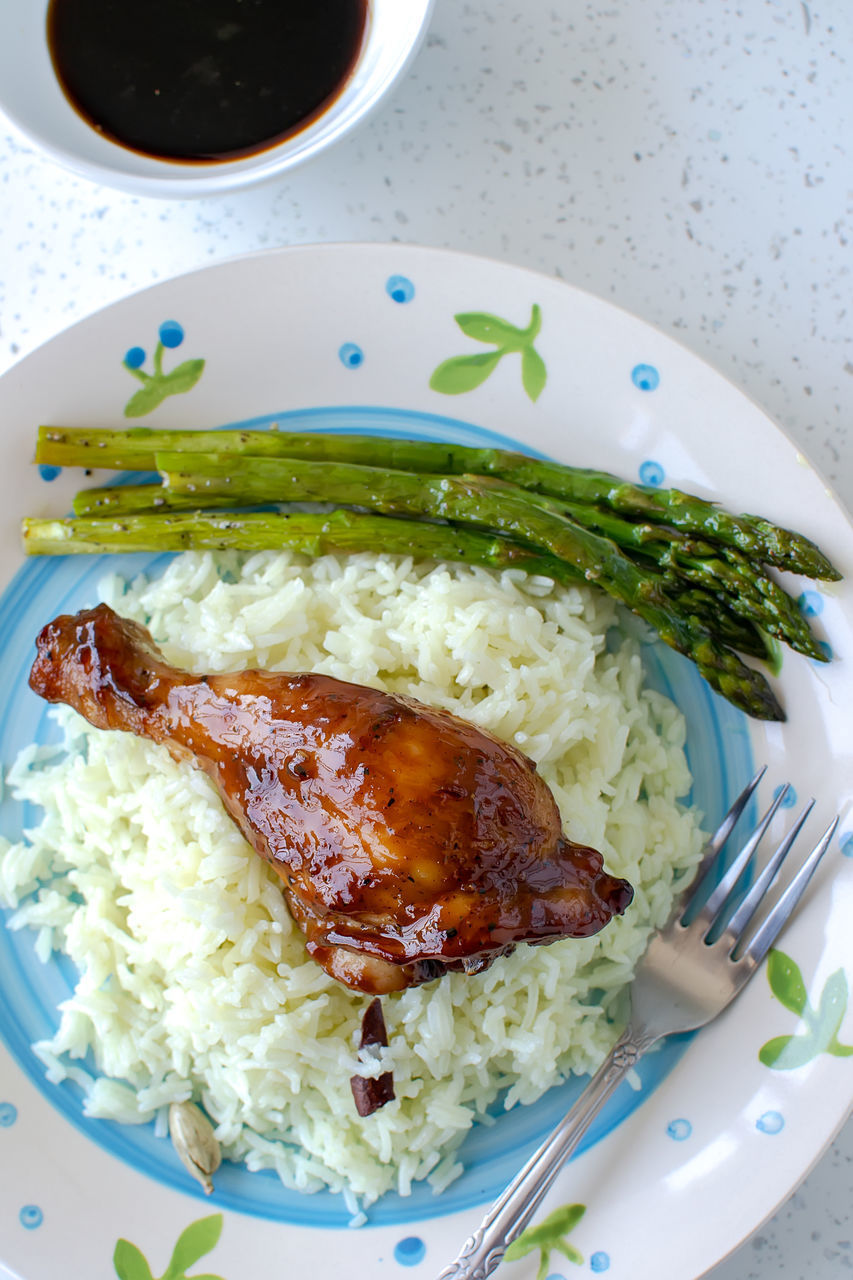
(46, 0, 369, 163)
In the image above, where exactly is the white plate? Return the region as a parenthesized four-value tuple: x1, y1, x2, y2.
(0, 244, 851, 1280)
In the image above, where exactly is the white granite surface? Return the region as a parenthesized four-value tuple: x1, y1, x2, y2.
(0, 1, 850, 1277)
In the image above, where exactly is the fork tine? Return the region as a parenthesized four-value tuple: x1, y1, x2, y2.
(722, 799, 815, 942)
(685, 766, 766, 906)
(693, 782, 789, 929)
(738, 816, 839, 965)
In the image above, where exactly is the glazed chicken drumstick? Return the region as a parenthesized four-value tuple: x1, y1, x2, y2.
(30, 604, 633, 994)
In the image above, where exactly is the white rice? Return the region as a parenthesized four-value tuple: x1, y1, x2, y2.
(0, 550, 704, 1208)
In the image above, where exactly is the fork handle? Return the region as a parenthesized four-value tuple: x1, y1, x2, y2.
(435, 1026, 658, 1280)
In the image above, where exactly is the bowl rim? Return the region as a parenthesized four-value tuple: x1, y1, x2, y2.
(0, 0, 436, 198)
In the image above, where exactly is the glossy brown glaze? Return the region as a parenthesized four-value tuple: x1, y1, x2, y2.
(29, 604, 634, 993)
(47, 0, 368, 163)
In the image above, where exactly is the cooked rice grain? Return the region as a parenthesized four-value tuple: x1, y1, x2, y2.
(1, 551, 704, 1206)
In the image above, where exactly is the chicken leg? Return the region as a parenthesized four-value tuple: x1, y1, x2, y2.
(30, 604, 633, 994)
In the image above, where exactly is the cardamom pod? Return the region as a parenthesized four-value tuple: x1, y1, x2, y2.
(168, 1100, 222, 1195)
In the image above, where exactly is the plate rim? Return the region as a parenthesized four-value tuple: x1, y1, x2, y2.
(0, 240, 851, 1280)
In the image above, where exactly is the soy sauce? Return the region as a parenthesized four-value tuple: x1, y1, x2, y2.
(47, 0, 368, 163)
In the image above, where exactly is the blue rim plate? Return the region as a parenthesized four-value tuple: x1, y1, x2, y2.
(0, 244, 850, 1280)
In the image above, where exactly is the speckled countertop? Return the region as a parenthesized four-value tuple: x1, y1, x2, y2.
(0, 2, 850, 1277)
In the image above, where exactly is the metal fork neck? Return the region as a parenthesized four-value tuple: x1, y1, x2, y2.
(434, 1023, 660, 1280)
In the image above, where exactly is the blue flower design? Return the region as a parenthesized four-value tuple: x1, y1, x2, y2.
(666, 1118, 692, 1141)
(0, 1102, 18, 1126)
(124, 346, 146, 370)
(339, 342, 364, 369)
(121, 322, 205, 418)
(639, 460, 665, 487)
(38, 464, 61, 482)
(158, 320, 185, 349)
(773, 784, 797, 809)
(756, 1110, 785, 1135)
(386, 275, 415, 303)
(19, 1205, 43, 1229)
(840, 833, 853, 859)
(817, 640, 833, 661)
(590, 1252, 611, 1272)
(798, 590, 823, 618)
(631, 363, 660, 391)
(394, 1236, 426, 1266)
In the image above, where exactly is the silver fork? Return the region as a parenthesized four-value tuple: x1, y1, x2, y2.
(436, 768, 839, 1280)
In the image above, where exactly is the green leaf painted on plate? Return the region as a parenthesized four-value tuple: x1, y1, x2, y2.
(454, 312, 526, 345)
(504, 1202, 586, 1277)
(504, 1235, 540, 1261)
(812, 969, 849, 1050)
(113, 1239, 155, 1280)
(554, 1239, 585, 1266)
(767, 949, 807, 1015)
(759, 1032, 820, 1070)
(758, 1034, 793, 1068)
(429, 350, 503, 395)
(526, 1202, 586, 1243)
(522, 302, 543, 342)
(114, 1214, 226, 1280)
(521, 344, 547, 402)
(159, 358, 206, 397)
(122, 325, 205, 419)
(123, 361, 206, 418)
(124, 383, 174, 418)
(760, 953, 852, 1070)
(429, 303, 547, 400)
(162, 1216, 223, 1280)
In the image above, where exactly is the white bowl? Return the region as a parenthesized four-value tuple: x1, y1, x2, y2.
(0, 0, 434, 198)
